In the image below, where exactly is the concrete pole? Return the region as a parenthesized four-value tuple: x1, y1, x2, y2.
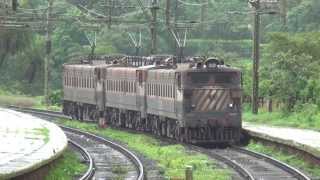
(107, 0, 112, 29)
(280, 0, 287, 30)
(44, 0, 53, 107)
(185, 166, 193, 180)
(252, 0, 260, 114)
(174, 0, 179, 56)
(200, 0, 208, 32)
(150, 0, 158, 54)
(165, 0, 170, 27)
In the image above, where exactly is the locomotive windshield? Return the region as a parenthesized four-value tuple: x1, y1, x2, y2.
(189, 72, 236, 85)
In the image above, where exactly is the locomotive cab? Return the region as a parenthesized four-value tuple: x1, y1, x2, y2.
(178, 59, 242, 144)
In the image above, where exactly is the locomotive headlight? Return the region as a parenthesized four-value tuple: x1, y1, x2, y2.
(228, 103, 234, 108)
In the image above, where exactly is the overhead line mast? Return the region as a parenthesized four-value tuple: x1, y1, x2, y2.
(150, 0, 158, 54)
(44, 0, 53, 106)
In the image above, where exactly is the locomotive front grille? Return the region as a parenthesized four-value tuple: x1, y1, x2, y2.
(191, 89, 232, 112)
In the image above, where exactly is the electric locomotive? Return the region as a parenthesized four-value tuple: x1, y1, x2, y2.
(62, 56, 242, 145)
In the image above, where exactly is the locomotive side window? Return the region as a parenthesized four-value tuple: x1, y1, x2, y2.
(75, 76, 78, 88)
(151, 84, 154, 96)
(128, 82, 131, 93)
(116, 80, 119, 92)
(72, 76, 75, 87)
(116, 80, 118, 92)
(87, 77, 89, 88)
(156, 84, 159, 96)
(81, 77, 84, 88)
(78, 75, 80, 88)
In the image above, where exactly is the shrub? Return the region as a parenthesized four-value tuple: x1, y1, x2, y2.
(49, 90, 62, 106)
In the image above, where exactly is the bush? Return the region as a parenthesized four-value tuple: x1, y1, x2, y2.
(49, 90, 62, 106)
(294, 103, 319, 123)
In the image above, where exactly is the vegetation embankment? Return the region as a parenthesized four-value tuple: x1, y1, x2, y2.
(0, 89, 61, 111)
(45, 149, 87, 180)
(243, 104, 320, 130)
(57, 119, 230, 180)
(247, 141, 320, 178)
(0, 89, 40, 107)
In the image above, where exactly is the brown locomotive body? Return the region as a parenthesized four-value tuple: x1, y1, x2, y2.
(62, 56, 242, 145)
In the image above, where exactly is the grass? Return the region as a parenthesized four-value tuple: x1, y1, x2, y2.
(45, 149, 87, 180)
(0, 90, 61, 111)
(57, 119, 231, 180)
(243, 109, 320, 130)
(247, 141, 320, 178)
(0, 94, 39, 107)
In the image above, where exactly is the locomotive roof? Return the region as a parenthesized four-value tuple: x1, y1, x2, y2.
(63, 63, 114, 70)
(175, 63, 241, 73)
(139, 63, 240, 73)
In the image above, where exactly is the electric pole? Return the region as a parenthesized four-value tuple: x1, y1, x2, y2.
(280, 0, 287, 30)
(251, 0, 260, 114)
(150, 0, 158, 54)
(200, 0, 208, 32)
(165, 0, 171, 26)
(44, 0, 53, 107)
(106, 0, 112, 28)
(174, 0, 179, 56)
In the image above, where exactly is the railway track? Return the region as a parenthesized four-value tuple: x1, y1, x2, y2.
(68, 140, 94, 180)
(9, 106, 144, 180)
(10, 106, 312, 180)
(204, 147, 311, 180)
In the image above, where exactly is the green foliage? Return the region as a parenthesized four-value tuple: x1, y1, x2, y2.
(0, 90, 40, 107)
(49, 90, 62, 106)
(45, 150, 87, 180)
(57, 119, 230, 180)
(288, 0, 320, 32)
(243, 107, 320, 130)
(247, 141, 320, 178)
(261, 32, 320, 111)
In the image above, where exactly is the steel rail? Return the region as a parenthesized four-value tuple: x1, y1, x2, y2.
(8, 106, 144, 180)
(232, 146, 311, 180)
(204, 149, 255, 180)
(68, 140, 95, 180)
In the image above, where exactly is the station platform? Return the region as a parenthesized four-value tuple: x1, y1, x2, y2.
(243, 122, 320, 159)
(0, 108, 68, 179)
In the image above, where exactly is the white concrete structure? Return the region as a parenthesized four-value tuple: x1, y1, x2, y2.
(0, 108, 68, 179)
(243, 122, 320, 159)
